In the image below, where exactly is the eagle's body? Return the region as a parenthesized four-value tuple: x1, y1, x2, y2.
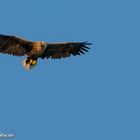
(0, 34, 91, 70)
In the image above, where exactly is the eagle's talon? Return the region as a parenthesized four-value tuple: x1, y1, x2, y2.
(29, 59, 33, 63)
(32, 60, 37, 65)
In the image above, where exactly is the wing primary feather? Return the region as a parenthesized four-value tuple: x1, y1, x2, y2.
(79, 49, 85, 54)
(40, 41, 91, 59)
(81, 47, 89, 52)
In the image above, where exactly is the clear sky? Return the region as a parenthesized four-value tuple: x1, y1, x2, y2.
(0, 0, 139, 140)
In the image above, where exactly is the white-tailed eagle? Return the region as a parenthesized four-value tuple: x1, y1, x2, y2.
(0, 34, 91, 70)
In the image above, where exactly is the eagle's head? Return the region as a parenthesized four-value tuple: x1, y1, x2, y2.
(40, 41, 45, 45)
(40, 41, 47, 48)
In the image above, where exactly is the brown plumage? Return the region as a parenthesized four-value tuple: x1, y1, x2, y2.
(0, 34, 91, 70)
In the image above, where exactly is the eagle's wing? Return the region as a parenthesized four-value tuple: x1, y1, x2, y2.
(41, 42, 91, 59)
(0, 34, 34, 56)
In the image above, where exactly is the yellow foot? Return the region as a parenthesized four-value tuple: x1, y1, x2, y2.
(29, 59, 36, 65)
(32, 60, 37, 65)
(29, 59, 33, 63)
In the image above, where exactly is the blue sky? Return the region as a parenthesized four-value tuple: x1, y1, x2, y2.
(0, 0, 140, 139)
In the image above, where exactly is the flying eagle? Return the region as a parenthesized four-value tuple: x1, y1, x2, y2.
(0, 34, 91, 70)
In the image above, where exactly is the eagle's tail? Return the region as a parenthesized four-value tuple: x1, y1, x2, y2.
(22, 58, 37, 70)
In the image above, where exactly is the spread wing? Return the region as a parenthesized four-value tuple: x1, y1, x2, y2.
(41, 42, 91, 59)
(0, 34, 34, 56)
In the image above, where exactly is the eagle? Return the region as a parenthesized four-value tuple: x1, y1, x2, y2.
(0, 34, 91, 70)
